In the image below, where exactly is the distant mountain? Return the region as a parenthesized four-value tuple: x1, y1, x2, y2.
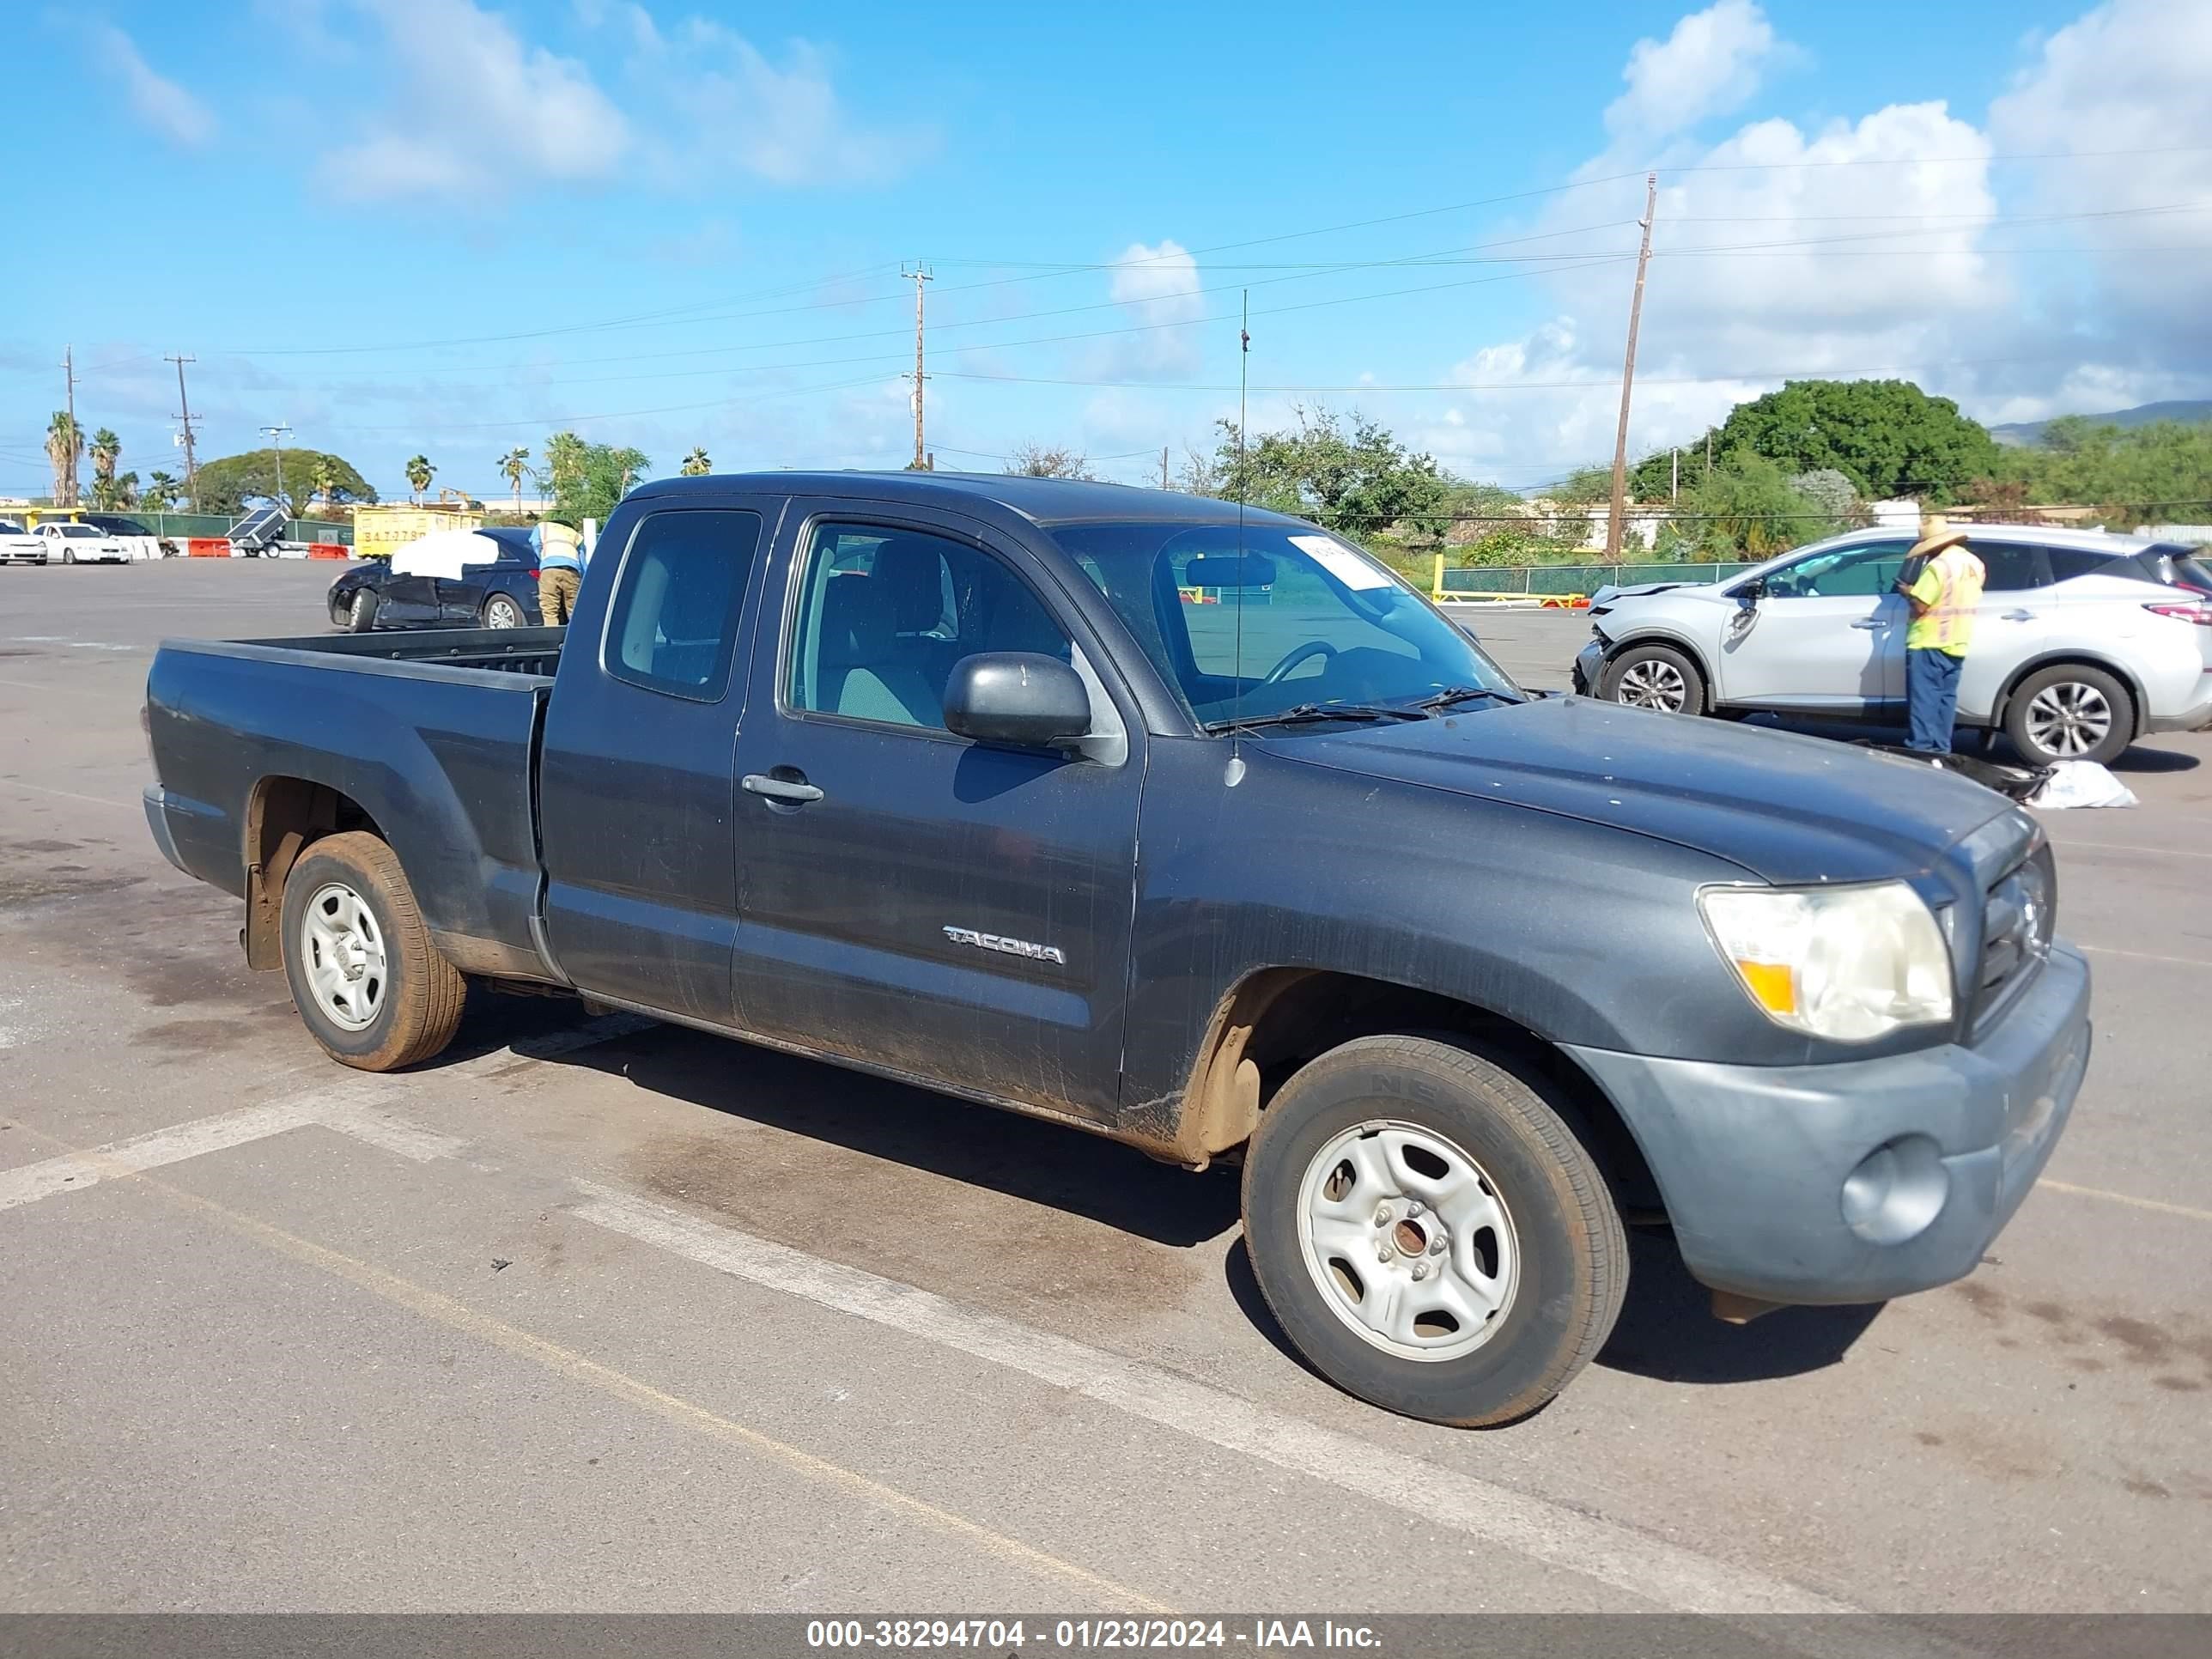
(1990, 400, 2212, 447)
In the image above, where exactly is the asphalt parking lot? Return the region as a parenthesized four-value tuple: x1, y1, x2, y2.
(3, 560, 2209, 1617)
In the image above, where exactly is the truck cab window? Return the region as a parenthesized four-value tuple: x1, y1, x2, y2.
(787, 523, 1073, 731)
(602, 508, 763, 701)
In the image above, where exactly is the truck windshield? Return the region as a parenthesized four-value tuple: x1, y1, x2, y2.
(1053, 520, 1522, 728)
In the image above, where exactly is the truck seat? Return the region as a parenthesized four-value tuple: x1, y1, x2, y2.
(817, 575, 942, 727)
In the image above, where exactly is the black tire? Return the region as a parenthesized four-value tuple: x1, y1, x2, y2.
(482, 592, 524, 629)
(2003, 663, 2133, 768)
(1241, 1035, 1628, 1427)
(346, 589, 379, 633)
(1598, 641, 1705, 715)
(278, 830, 466, 1072)
(61, 547, 76, 566)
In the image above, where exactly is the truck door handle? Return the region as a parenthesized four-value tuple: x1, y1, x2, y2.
(2001, 610, 2036, 622)
(743, 773, 823, 805)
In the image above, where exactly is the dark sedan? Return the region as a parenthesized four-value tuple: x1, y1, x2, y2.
(327, 528, 544, 631)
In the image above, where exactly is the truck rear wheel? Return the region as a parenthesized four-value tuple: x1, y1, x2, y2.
(1240, 1035, 1626, 1427)
(278, 830, 466, 1072)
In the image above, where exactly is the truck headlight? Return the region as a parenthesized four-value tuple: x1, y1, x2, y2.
(1699, 880, 1953, 1042)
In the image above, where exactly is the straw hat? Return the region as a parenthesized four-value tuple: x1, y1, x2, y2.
(1910, 514, 1969, 558)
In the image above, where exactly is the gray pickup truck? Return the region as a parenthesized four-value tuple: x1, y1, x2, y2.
(143, 472, 2090, 1425)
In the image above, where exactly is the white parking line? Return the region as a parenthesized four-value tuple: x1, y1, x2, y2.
(0, 1093, 360, 1212)
(2049, 839, 2212, 860)
(569, 1180, 1856, 1618)
(0, 777, 137, 811)
(2076, 942, 2212, 970)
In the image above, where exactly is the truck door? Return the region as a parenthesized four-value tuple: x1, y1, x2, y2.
(728, 503, 1144, 1122)
(538, 499, 775, 1024)
(1718, 540, 1912, 712)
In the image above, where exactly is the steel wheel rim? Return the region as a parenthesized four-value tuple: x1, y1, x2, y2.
(2026, 682, 2112, 758)
(1295, 1118, 1521, 1364)
(485, 597, 520, 628)
(300, 881, 387, 1031)
(1616, 659, 1686, 710)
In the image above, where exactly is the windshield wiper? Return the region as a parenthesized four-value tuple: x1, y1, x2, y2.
(1410, 684, 1523, 713)
(1202, 702, 1428, 734)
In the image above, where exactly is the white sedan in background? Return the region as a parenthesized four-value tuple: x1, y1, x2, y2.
(1573, 524, 2212, 766)
(36, 522, 129, 564)
(1, 518, 46, 564)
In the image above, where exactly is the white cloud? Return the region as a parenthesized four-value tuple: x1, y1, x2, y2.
(1989, 0, 2212, 344)
(91, 22, 216, 149)
(320, 0, 630, 201)
(1085, 240, 1206, 380)
(647, 24, 906, 186)
(1604, 0, 1780, 141)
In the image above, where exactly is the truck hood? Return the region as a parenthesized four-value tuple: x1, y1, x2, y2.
(1275, 695, 2010, 884)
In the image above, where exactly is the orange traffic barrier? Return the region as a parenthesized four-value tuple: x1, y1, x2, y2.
(307, 543, 348, 560)
(186, 538, 231, 558)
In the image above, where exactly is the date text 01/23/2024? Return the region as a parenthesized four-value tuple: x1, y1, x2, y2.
(805, 1620, 1382, 1650)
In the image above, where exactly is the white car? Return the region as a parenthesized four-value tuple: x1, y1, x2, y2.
(1572, 525, 2212, 766)
(0, 518, 46, 565)
(37, 522, 129, 564)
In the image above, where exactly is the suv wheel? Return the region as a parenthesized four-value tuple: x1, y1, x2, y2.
(2005, 664, 2133, 767)
(1599, 642, 1705, 714)
(279, 831, 467, 1072)
(1241, 1036, 1627, 1426)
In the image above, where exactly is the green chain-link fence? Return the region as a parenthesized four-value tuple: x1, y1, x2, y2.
(1435, 561, 1759, 599)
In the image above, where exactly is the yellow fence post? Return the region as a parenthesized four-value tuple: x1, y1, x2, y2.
(1432, 553, 1445, 601)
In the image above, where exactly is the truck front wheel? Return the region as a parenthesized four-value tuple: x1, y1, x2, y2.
(1241, 1035, 1627, 1427)
(278, 830, 466, 1072)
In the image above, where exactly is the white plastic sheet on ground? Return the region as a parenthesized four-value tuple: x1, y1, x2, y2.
(389, 530, 504, 580)
(2028, 760, 2139, 810)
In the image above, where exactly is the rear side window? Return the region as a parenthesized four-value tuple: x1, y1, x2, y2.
(2044, 546, 2121, 584)
(603, 508, 763, 701)
(1974, 542, 2050, 592)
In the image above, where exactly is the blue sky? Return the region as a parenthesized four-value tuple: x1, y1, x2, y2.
(4, 0, 2208, 504)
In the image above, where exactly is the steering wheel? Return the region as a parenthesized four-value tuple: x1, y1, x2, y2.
(1261, 641, 1337, 685)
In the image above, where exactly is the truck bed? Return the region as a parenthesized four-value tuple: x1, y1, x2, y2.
(144, 627, 563, 983)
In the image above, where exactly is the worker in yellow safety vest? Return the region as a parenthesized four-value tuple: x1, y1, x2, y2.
(1897, 515, 1985, 755)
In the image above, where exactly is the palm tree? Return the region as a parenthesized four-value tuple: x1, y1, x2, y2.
(310, 458, 337, 513)
(680, 446, 711, 476)
(543, 431, 586, 495)
(46, 412, 83, 507)
(145, 470, 181, 511)
(499, 446, 531, 512)
(404, 454, 434, 504)
(88, 428, 122, 508)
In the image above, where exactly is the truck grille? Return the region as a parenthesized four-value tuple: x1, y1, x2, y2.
(1974, 842, 2057, 1028)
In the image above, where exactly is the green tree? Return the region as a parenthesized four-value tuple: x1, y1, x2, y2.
(308, 457, 338, 513)
(144, 470, 181, 511)
(1715, 380, 1998, 502)
(88, 428, 123, 507)
(679, 445, 712, 477)
(1004, 441, 1095, 479)
(1549, 465, 1617, 507)
(1982, 417, 2212, 525)
(46, 412, 83, 507)
(498, 446, 532, 510)
(193, 450, 376, 515)
(1208, 406, 1449, 539)
(404, 454, 434, 503)
(1680, 453, 1840, 560)
(543, 438, 651, 529)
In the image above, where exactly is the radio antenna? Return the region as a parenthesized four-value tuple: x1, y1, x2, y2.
(1228, 290, 1250, 785)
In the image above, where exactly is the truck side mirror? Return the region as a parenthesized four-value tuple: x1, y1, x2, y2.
(942, 653, 1091, 750)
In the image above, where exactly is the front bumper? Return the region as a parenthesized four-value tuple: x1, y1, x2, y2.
(1571, 637, 1605, 696)
(1564, 943, 2090, 1305)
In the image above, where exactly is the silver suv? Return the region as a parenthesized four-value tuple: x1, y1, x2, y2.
(1573, 526, 2212, 765)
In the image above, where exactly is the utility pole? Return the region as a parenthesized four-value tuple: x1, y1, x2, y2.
(260, 422, 294, 520)
(60, 344, 77, 506)
(1604, 172, 1658, 561)
(167, 354, 201, 512)
(1672, 447, 1680, 501)
(1161, 446, 1170, 490)
(902, 263, 933, 470)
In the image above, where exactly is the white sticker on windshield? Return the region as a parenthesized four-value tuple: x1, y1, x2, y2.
(1290, 533, 1393, 590)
